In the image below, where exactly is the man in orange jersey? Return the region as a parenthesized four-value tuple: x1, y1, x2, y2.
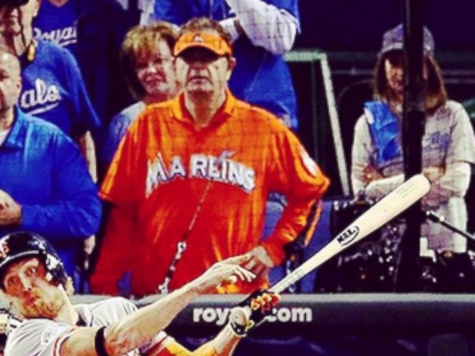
(91, 17, 330, 297)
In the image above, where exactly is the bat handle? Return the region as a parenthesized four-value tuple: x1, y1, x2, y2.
(270, 269, 305, 294)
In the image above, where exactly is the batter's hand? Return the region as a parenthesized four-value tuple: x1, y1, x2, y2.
(243, 245, 274, 278)
(0, 189, 21, 226)
(191, 255, 256, 294)
(229, 289, 281, 337)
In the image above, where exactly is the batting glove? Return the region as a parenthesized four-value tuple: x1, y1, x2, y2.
(228, 289, 280, 337)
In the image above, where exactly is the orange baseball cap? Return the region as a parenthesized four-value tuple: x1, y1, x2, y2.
(174, 31, 232, 57)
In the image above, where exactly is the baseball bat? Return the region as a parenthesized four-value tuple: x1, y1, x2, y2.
(269, 173, 431, 294)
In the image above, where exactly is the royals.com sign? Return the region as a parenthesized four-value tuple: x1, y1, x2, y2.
(193, 307, 313, 326)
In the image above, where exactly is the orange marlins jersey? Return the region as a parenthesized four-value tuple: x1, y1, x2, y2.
(92, 91, 330, 296)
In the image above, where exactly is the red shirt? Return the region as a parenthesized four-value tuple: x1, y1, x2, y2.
(92, 91, 329, 296)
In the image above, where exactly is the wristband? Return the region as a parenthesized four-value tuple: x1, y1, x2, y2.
(95, 326, 111, 356)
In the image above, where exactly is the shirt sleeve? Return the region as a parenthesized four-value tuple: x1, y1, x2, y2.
(364, 174, 405, 201)
(352, 114, 406, 200)
(90, 205, 136, 295)
(422, 106, 475, 205)
(5, 320, 72, 356)
(422, 162, 471, 208)
(225, 0, 299, 55)
(145, 339, 219, 356)
(139, 0, 156, 24)
(445, 105, 475, 165)
(60, 47, 101, 136)
(100, 111, 133, 169)
(351, 114, 373, 195)
(262, 125, 330, 264)
(19, 131, 102, 240)
(91, 120, 146, 294)
(100, 117, 147, 207)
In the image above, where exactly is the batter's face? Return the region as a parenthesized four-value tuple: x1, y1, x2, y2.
(1, 257, 67, 319)
(175, 33, 235, 99)
(0, 52, 21, 113)
(0, 0, 40, 36)
(135, 38, 177, 99)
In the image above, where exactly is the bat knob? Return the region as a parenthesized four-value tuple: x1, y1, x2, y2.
(216, 275, 238, 292)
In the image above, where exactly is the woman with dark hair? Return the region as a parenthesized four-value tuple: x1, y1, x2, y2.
(350, 24, 475, 292)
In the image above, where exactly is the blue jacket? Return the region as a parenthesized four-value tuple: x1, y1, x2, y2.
(154, 0, 300, 129)
(20, 39, 100, 137)
(33, 0, 136, 124)
(0, 107, 102, 276)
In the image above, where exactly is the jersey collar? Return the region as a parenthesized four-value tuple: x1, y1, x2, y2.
(171, 89, 237, 127)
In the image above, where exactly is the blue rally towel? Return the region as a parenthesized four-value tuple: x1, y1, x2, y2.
(364, 101, 401, 165)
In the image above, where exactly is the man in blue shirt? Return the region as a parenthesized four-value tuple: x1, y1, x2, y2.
(0, 0, 101, 182)
(0, 46, 101, 281)
(152, 0, 300, 129)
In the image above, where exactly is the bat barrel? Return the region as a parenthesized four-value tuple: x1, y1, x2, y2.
(268, 174, 431, 294)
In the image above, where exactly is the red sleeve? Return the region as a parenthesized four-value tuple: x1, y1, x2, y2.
(261, 127, 330, 265)
(90, 206, 136, 294)
(100, 122, 146, 207)
(91, 122, 146, 294)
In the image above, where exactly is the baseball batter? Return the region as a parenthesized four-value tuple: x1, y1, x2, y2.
(0, 231, 279, 356)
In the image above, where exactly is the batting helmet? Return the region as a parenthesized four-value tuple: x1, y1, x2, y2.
(0, 231, 68, 288)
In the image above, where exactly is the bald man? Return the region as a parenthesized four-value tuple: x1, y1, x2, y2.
(0, 0, 100, 183)
(0, 49, 21, 129)
(0, 46, 101, 280)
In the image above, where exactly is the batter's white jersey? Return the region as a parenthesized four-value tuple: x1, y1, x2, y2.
(4, 297, 171, 356)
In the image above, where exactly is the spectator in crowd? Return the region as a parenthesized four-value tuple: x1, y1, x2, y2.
(0, 0, 100, 181)
(33, 0, 136, 125)
(0, 47, 101, 282)
(1, 0, 103, 269)
(0, 231, 279, 356)
(91, 18, 329, 297)
(152, 0, 301, 130)
(101, 21, 180, 170)
(351, 24, 475, 292)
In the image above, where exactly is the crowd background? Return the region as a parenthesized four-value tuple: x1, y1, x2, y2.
(293, 0, 475, 196)
(0, 0, 474, 296)
(293, 0, 475, 240)
(1, 0, 475, 355)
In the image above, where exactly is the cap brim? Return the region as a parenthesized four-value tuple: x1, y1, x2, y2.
(174, 31, 232, 57)
(175, 43, 225, 57)
(380, 43, 404, 54)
